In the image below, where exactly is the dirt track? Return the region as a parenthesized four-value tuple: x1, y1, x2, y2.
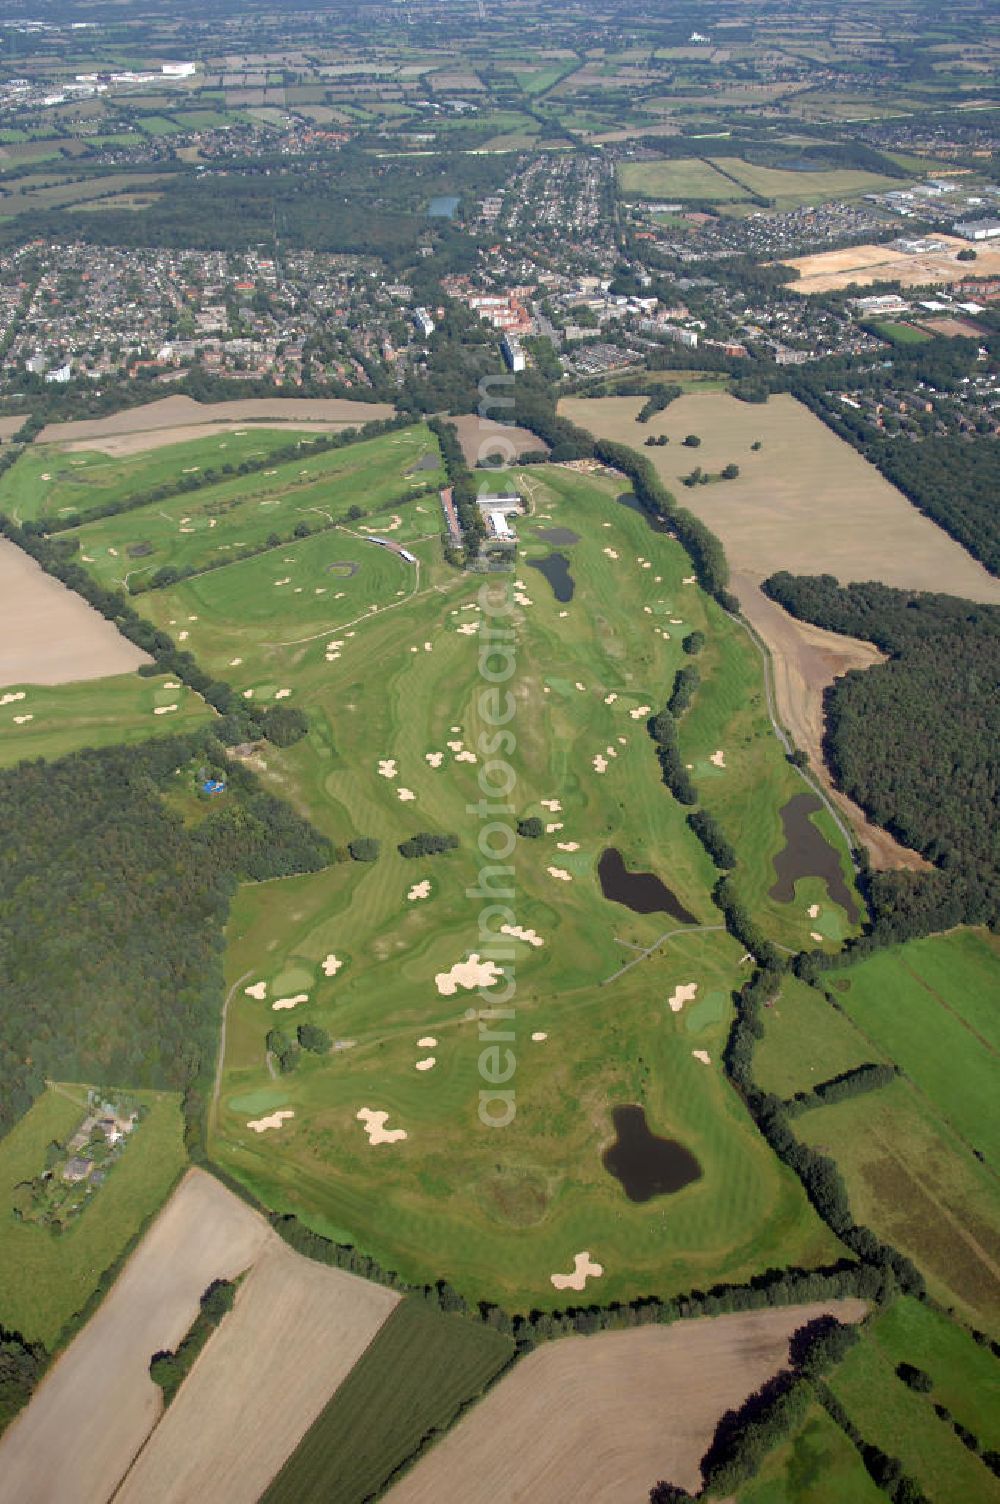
(0, 1171, 270, 1504)
(35, 395, 395, 448)
(0, 538, 149, 686)
(386, 1300, 868, 1503)
(115, 1237, 398, 1504)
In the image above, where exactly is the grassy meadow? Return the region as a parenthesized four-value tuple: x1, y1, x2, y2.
(753, 976, 889, 1100)
(66, 424, 443, 589)
(191, 464, 845, 1309)
(737, 1401, 883, 1504)
(0, 1084, 186, 1346)
(0, 671, 213, 769)
(262, 1298, 514, 1504)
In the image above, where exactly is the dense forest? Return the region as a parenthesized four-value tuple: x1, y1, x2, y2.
(763, 574, 1000, 937)
(0, 732, 330, 1132)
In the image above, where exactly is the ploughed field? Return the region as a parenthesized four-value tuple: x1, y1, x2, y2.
(145, 461, 853, 1310)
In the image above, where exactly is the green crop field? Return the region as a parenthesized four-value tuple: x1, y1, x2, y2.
(67, 425, 443, 590)
(191, 464, 844, 1310)
(753, 976, 888, 1100)
(737, 1401, 883, 1504)
(867, 1298, 1000, 1452)
(832, 931, 1000, 1162)
(708, 157, 902, 206)
(617, 157, 747, 201)
(830, 1320, 1000, 1503)
(0, 1084, 186, 1346)
(797, 1081, 1000, 1333)
(0, 671, 213, 769)
(262, 1298, 514, 1504)
(0, 428, 334, 525)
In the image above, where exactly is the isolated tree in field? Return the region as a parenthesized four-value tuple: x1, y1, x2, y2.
(348, 837, 380, 862)
(261, 704, 308, 747)
(297, 1024, 332, 1054)
(682, 631, 705, 656)
(517, 816, 544, 838)
(681, 434, 701, 447)
(721, 462, 740, 480)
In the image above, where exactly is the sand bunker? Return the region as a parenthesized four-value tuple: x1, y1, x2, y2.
(593, 755, 608, 773)
(630, 705, 652, 720)
(322, 954, 343, 978)
(13, 714, 33, 724)
(513, 592, 533, 607)
(540, 799, 562, 812)
(546, 822, 563, 833)
(810, 931, 824, 943)
(425, 751, 444, 767)
(275, 688, 291, 700)
(604, 692, 618, 704)
(575, 682, 587, 692)
(0, 691, 26, 705)
(163, 681, 180, 690)
(668, 982, 698, 1013)
(244, 981, 268, 1001)
(556, 841, 580, 852)
(603, 548, 619, 560)
(435, 954, 502, 996)
(551, 1252, 603, 1292)
(454, 750, 477, 764)
(499, 924, 545, 948)
(683, 575, 696, 585)
(547, 866, 573, 882)
(417, 1036, 438, 1048)
(398, 788, 416, 802)
(153, 705, 178, 715)
(531, 1031, 548, 1042)
(415, 1057, 436, 1072)
(357, 1108, 407, 1146)
(247, 1110, 294, 1133)
(457, 622, 478, 636)
(378, 759, 398, 778)
(272, 993, 308, 1011)
(692, 1050, 712, 1066)
(710, 749, 726, 768)
(408, 880, 431, 901)
(807, 903, 821, 919)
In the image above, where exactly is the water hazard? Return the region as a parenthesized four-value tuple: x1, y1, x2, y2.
(535, 526, 580, 546)
(603, 1104, 702, 1201)
(616, 491, 672, 534)
(769, 792, 859, 921)
(527, 551, 575, 602)
(598, 846, 697, 925)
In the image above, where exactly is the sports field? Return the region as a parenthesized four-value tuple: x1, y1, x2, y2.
(0, 670, 213, 768)
(67, 424, 443, 590)
(192, 463, 845, 1309)
(0, 1084, 186, 1346)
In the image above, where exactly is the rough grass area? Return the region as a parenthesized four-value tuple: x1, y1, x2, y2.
(0, 1085, 186, 1345)
(753, 976, 890, 1100)
(262, 1298, 514, 1504)
(737, 1400, 883, 1504)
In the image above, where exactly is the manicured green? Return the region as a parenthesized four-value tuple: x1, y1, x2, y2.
(262, 1298, 515, 1504)
(736, 1401, 883, 1504)
(68, 424, 442, 589)
(0, 428, 335, 525)
(204, 465, 843, 1310)
(0, 672, 213, 769)
(830, 1322, 1000, 1503)
(833, 931, 1000, 1160)
(0, 1085, 186, 1345)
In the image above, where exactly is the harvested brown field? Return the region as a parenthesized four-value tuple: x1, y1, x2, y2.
(449, 412, 549, 468)
(0, 538, 150, 685)
(115, 1236, 398, 1504)
(386, 1300, 868, 1503)
(914, 315, 986, 339)
(0, 1170, 399, 1504)
(0, 415, 27, 442)
(780, 235, 1000, 293)
(0, 1171, 269, 1504)
(560, 392, 1000, 866)
(35, 394, 395, 448)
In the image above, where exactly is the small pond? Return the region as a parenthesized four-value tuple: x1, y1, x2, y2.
(527, 551, 575, 603)
(769, 792, 859, 922)
(616, 491, 672, 534)
(535, 526, 580, 546)
(598, 846, 697, 925)
(603, 1104, 702, 1201)
(428, 194, 460, 219)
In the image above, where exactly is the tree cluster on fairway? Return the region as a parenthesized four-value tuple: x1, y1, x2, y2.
(516, 816, 545, 839)
(150, 1278, 236, 1405)
(0, 732, 330, 1134)
(764, 573, 1000, 935)
(348, 837, 380, 862)
(667, 663, 700, 717)
(397, 832, 459, 858)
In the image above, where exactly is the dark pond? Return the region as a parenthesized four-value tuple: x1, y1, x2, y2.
(598, 846, 697, 925)
(428, 194, 460, 219)
(769, 792, 859, 922)
(535, 526, 580, 546)
(408, 450, 441, 473)
(527, 551, 575, 602)
(616, 491, 672, 534)
(603, 1104, 702, 1201)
